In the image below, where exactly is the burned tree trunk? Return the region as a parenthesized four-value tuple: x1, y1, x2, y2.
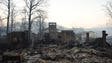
(6, 0, 11, 36)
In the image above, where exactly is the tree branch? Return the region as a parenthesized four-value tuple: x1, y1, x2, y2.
(105, 6, 112, 18)
(24, 0, 30, 9)
(32, 0, 43, 10)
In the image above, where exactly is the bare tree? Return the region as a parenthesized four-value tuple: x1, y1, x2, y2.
(7, 0, 10, 34)
(10, 1, 16, 32)
(36, 9, 47, 40)
(24, 0, 45, 42)
(0, 0, 11, 35)
(105, 1, 112, 19)
(2, 0, 11, 35)
(20, 7, 28, 31)
(0, 0, 17, 34)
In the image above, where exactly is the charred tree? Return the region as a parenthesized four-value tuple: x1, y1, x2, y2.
(24, 0, 46, 43)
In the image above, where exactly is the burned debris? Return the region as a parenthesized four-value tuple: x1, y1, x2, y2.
(7, 31, 29, 48)
(1, 52, 23, 63)
(0, 31, 30, 50)
(84, 30, 111, 49)
(0, 22, 112, 63)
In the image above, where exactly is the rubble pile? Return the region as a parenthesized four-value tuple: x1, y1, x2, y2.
(1, 42, 112, 63)
(24, 46, 112, 63)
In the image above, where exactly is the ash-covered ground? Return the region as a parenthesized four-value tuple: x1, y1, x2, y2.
(19, 42, 112, 63)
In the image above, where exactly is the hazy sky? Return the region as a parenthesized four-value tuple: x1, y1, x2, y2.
(1, 0, 110, 28)
(47, 0, 109, 28)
